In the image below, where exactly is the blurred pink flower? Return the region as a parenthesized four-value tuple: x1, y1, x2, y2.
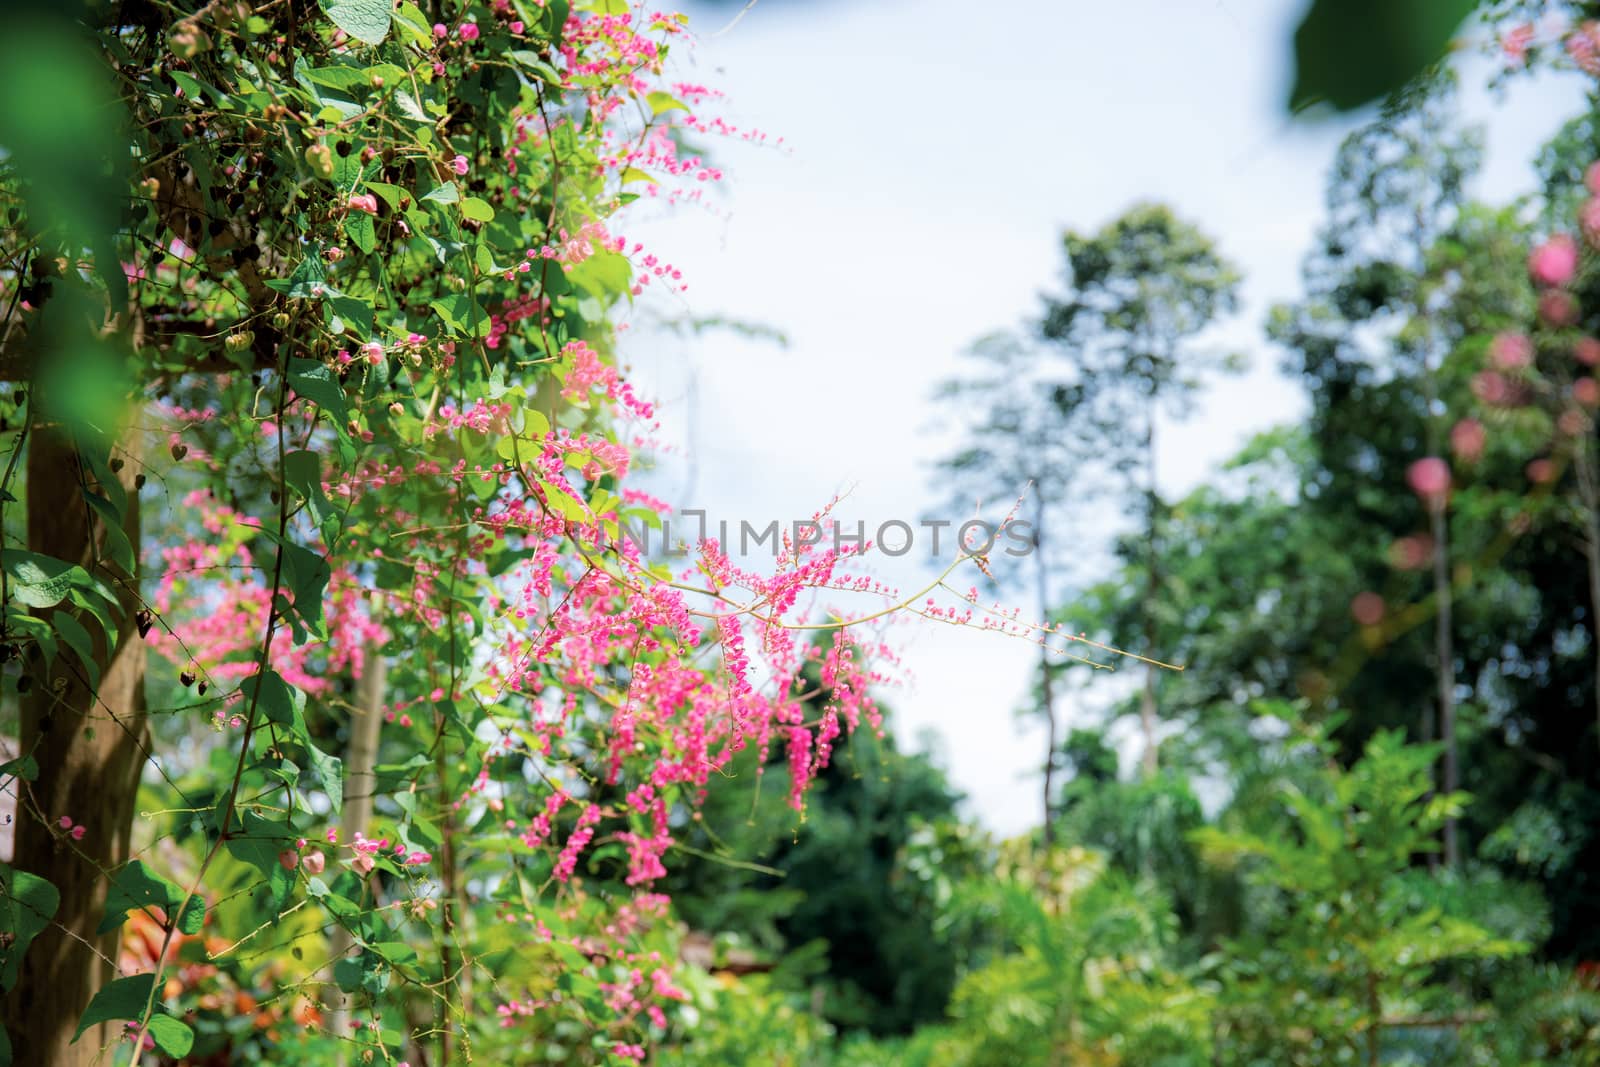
(1407, 457, 1452, 506)
(1529, 234, 1579, 287)
(1490, 332, 1534, 370)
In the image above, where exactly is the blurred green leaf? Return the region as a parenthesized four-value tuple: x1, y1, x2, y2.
(1290, 0, 1477, 113)
(0, 864, 58, 993)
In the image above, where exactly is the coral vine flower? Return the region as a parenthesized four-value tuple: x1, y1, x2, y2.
(1528, 234, 1579, 287)
(1489, 331, 1533, 370)
(1406, 457, 1452, 507)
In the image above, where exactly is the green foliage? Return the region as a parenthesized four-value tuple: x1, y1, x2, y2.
(0, 864, 56, 993)
(920, 844, 1211, 1067)
(667, 721, 976, 1035)
(1196, 730, 1527, 1065)
(98, 860, 204, 936)
(1289, 0, 1479, 113)
(654, 973, 834, 1067)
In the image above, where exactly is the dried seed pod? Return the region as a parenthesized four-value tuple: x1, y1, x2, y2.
(180, 668, 196, 688)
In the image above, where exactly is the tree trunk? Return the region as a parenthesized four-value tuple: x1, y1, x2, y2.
(3, 419, 146, 1066)
(1035, 495, 1058, 845)
(1430, 500, 1459, 868)
(327, 636, 386, 1058)
(1410, 214, 1459, 869)
(1140, 400, 1160, 779)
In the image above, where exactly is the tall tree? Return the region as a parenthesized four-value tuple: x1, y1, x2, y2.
(1270, 80, 1483, 865)
(932, 332, 1092, 842)
(1038, 203, 1242, 777)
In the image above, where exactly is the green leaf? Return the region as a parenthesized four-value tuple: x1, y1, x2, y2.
(365, 181, 405, 210)
(223, 809, 295, 912)
(327, 294, 374, 340)
(267, 254, 329, 298)
(284, 451, 340, 543)
(1, 551, 90, 609)
(0, 754, 38, 783)
(281, 539, 331, 643)
(422, 181, 460, 205)
(52, 613, 96, 691)
(146, 1014, 194, 1058)
(72, 973, 154, 1042)
(394, 89, 429, 124)
(0, 22, 125, 263)
(4, 612, 56, 669)
(508, 51, 562, 85)
(346, 211, 376, 254)
(0, 865, 58, 993)
(1289, 0, 1476, 113)
(333, 955, 364, 993)
(323, 0, 391, 45)
(306, 741, 345, 817)
(287, 358, 349, 426)
(460, 197, 495, 223)
(307, 875, 362, 919)
(392, 2, 434, 46)
(645, 90, 685, 116)
(565, 250, 632, 299)
(430, 294, 489, 337)
(241, 670, 300, 730)
(82, 493, 136, 575)
(98, 860, 203, 936)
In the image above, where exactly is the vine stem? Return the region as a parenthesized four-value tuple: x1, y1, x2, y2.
(124, 354, 292, 1066)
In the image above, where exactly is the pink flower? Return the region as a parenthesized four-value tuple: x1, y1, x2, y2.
(279, 849, 299, 872)
(1578, 337, 1600, 366)
(1529, 234, 1579, 287)
(432, 22, 447, 38)
(1450, 419, 1486, 464)
(458, 22, 479, 41)
(1503, 23, 1535, 65)
(302, 850, 326, 876)
(451, 154, 469, 176)
(1407, 457, 1452, 507)
(351, 854, 375, 875)
(1489, 332, 1533, 370)
(1350, 591, 1385, 627)
(1582, 198, 1600, 247)
(1390, 534, 1435, 571)
(57, 815, 72, 830)
(1473, 370, 1519, 407)
(70, 825, 86, 841)
(1541, 290, 1579, 327)
(509, 20, 524, 34)
(1588, 161, 1600, 196)
(1577, 377, 1600, 407)
(347, 193, 379, 215)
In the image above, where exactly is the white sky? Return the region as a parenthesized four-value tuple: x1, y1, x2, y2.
(617, 0, 1590, 833)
